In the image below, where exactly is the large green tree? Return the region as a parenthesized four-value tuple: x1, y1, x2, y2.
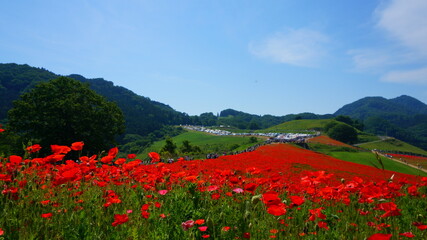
(326, 123, 358, 144)
(7, 77, 125, 153)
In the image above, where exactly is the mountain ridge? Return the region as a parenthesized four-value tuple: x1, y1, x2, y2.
(1, 63, 426, 150)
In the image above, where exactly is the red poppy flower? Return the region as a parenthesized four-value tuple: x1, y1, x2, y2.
(114, 158, 126, 165)
(148, 152, 160, 162)
(399, 232, 415, 238)
(41, 213, 53, 219)
(112, 214, 129, 226)
(262, 191, 282, 207)
(222, 226, 231, 231)
(195, 219, 205, 225)
(127, 154, 136, 159)
(26, 144, 42, 153)
(199, 226, 208, 231)
(158, 190, 168, 195)
(50, 145, 71, 155)
(211, 193, 221, 200)
(317, 221, 329, 230)
(290, 195, 305, 206)
(101, 155, 114, 164)
(9, 155, 22, 165)
(267, 204, 287, 216)
(367, 233, 392, 240)
(108, 147, 119, 157)
(416, 225, 427, 230)
(71, 141, 84, 151)
(308, 207, 326, 221)
(141, 211, 150, 219)
(181, 220, 195, 231)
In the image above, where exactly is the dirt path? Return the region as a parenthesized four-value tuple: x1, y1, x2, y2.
(354, 136, 392, 146)
(373, 150, 427, 174)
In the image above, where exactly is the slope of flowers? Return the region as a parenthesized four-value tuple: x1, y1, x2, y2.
(306, 135, 356, 149)
(388, 153, 427, 169)
(0, 142, 426, 239)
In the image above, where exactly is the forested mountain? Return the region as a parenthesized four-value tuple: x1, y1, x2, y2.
(218, 109, 333, 130)
(335, 96, 427, 119)
(67, 74, 192, 136)
(334, 95, 427, 150)
(2, 63, 427, 151)
(0, 64, 57, 120)
(0, 63, 192, 137)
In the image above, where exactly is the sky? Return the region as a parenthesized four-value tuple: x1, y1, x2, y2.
(1, 0, 427, 116)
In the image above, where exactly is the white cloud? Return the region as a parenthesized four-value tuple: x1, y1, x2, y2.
(249, 28, 329, 67)
(348, 49, 394, 71)
(381, 67, 427, 84)
(377, 0, 427, 56)
(349, 0, 427, 84)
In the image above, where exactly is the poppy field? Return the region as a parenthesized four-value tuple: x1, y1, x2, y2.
(1, 141, 427, 239)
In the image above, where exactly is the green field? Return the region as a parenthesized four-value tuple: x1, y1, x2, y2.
(356, 133, 380, 143)
(328, 151, 427, 177)
(358, 138, 427, 156)
(259, 119, 336, 133)
(138, 130, 262, 159)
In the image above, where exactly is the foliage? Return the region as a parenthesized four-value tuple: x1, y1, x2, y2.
(119, 126, 185, 154)
(7, 77, 125, 153)
(0, 130, 22, 156)
(0, 63, 57, 120)
(160, 138, 177, 157)
(335, 115, 364, 130)
(325, 122, 358, 144)
(180, 140, 201, 154)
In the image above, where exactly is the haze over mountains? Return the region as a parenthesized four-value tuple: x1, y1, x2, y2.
(1, 63, 427, 150)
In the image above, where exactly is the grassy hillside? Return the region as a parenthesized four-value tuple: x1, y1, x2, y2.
(358, 138, 427, 156)
(328, 151, 427, 177)
(260, 119, 337, 133)
(138, 130, 262, 159)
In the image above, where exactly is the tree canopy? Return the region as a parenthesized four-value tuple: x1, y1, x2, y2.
(7, 77, 125, 153)
(325, 122, 358, 144)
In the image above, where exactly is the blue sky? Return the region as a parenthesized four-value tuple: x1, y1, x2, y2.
(1, 0, 427, 116)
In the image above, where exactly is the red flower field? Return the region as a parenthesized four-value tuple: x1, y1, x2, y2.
(306, 135, 357, 149)
(1, 142, 426, 239)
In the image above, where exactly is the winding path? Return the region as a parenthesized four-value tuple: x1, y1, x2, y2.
(373, 150, 427, 174)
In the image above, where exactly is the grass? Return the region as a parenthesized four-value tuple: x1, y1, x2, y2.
(308, 143, 358, 154)
(357, 133, 380, 143)
(259, 119, 337, 133)
(358, 138, 427, 156)
(328, 151, 427, 177)
(138, 130, 262, 159)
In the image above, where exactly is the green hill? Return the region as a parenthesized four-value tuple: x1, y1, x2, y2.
(138, 130, 262, 159)
(328, 151, 427, 177)
(357, 138, 427, 156)
(261, 119, 338, 133)
(334, 95, 427, 150)
(218, 109, 332, 130)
